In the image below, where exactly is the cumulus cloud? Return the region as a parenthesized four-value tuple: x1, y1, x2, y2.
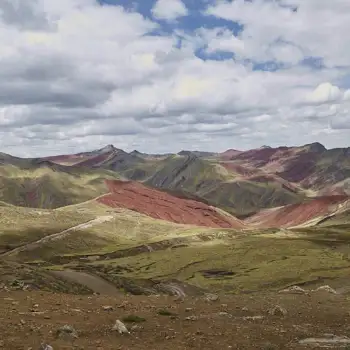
(307, 83, 342, 104)
(151, 0, 188, 21)
(0, 0, 349, 157)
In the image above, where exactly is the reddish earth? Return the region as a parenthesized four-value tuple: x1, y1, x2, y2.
(96, 180, 245, 229)
(219, 149, 242, 160)
(231, 147, 286, 166)
(76, 153, 111, 167)
(246, 195, 349, 228)
(221, 163, 299, 193)
(44, 154, 90, 165)
(229, 146, 323, 184)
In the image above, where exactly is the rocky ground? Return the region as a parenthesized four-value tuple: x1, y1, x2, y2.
(0, 286, 350, 349)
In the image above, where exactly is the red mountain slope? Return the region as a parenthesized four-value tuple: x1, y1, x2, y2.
(96, 180, 246, 229)
(246, 195, 349, 228)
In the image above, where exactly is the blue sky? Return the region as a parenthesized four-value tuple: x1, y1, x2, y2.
(98, 0, 326, 71)
(0, 0, 349, 156)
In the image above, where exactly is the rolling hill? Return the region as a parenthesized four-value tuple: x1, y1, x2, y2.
(0, 162, 120, 209)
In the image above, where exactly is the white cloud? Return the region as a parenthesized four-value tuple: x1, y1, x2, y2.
(307, 83, 342, 104)
(151, 0, 188, 21)
(0, 0, 349, 157)
(205, 0, 350, 67)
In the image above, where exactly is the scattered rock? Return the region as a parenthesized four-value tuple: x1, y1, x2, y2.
(242, 307, 249, 311)
(299, 334, 350, 346)
(243, 316, 265, 321)
(204, 293, 219, 302)
(268, 305, 287, 316)
(185, 308, 193, 312)
(102, 305, 114, 311)
(184, 316, 199, 321)
(279, 286, 308, 294)
(55, 325, 79, 341)
(40, 344, 53, 350)
(312, 285, 337, 294)
(71, 308, 82, 313)
(112, 320, 129, 334)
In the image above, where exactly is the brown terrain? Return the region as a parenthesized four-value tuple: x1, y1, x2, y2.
(97, 180, 245, 229)
(1, 286, 350, 350)
(246, 195, 349, 228)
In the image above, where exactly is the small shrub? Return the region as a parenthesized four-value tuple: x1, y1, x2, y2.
(122, 315, 146, 323)
(157, 308, 177, 316)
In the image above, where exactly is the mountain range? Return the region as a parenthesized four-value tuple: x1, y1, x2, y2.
(0, 142, 349, 228)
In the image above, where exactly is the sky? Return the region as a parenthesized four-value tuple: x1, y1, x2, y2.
(0, 0, 350, 157)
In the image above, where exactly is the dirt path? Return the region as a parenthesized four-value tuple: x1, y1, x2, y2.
(1, 215, 115, 258)
(51, 270, 120, 295)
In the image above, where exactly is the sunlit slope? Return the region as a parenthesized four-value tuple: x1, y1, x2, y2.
(0, 164, 120, 208)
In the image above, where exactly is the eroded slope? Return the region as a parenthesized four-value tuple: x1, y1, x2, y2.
(246, 195, 349, 228)
(96, 180, 245, 228)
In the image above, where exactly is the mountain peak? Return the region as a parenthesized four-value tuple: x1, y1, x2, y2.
(99, 144, 118, 153)
(304, 142, 327, 153)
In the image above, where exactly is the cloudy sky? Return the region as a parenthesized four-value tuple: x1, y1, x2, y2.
(0, 0, 349, 157)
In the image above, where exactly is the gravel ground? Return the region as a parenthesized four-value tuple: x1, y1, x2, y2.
(0, 288, 349, 350)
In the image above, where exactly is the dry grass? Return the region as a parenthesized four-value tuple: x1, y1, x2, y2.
(1, 199, 350, 294)
(0, 205, 95, 253)
(0, 164, 120, 209)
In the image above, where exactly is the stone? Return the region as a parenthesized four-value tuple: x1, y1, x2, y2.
(55, 325, 79, 341)
(268, 305, 287, 316)
(312, 285, 337, 294)
(204, 293, 219, 302)
(102, 305, 114, 311)
(279, 286, 308, 294)
(40, 345, 54, 350)
(112, 320, 129, 334)
(299, 335, 350, 346)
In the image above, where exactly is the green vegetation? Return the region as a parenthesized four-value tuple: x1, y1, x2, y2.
(122, 315, 146, 323)
(138, 155, 305, 216)
(1, 198, 349, 294)
(88, 230, 350, 293)
(0, 164, 120, 209)
(157, 309, 177, 316)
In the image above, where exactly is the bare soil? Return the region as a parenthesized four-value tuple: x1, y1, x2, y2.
(97, 180, 245, 229)
(0, 289, 349, 349)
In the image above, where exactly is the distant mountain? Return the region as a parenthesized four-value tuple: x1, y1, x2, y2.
(0, 142, 348, 223)
(227, 143, 349, 194)
(177, 150, 218, 158)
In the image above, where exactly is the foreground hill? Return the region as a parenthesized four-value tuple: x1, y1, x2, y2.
(0, 198, 349, 295)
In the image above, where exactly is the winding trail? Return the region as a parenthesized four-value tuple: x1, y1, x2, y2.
(0, 215, 115, 258)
